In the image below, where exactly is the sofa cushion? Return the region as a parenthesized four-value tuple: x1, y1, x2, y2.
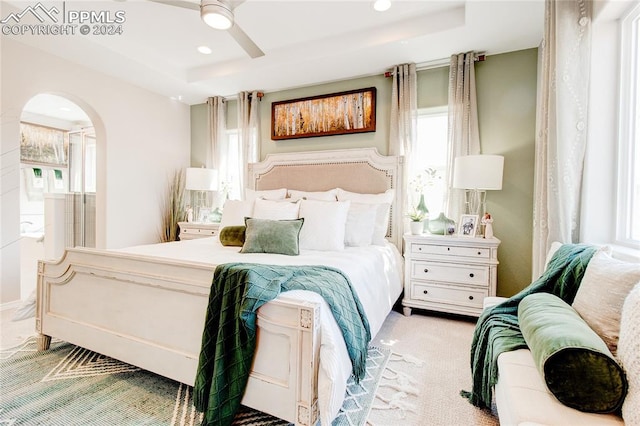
(495, 349, 624, 426)
(619, 283, 640, 424)
(519, 293, 627, 413)
(572, 251, 640, 356)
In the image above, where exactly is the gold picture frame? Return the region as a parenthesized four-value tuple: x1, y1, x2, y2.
(271, 87, 376, 140)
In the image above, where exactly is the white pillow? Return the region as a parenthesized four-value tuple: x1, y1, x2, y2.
(252, 198, 301, 220)
(619, 283, 640, 425)
(298, 199, 350, 251)
(344, 202, 378, 247)
(336, 188, 394, 245)
(572, 251, 640, 355)
(219, 199, 253, 230)
(288, 189, 337, 201)
(244, 188, 287, 202)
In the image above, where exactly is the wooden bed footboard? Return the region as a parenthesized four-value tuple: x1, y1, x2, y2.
(36, 247, 320, 425)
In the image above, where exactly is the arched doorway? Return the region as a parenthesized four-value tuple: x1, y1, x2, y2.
(19, 94, 96, 298)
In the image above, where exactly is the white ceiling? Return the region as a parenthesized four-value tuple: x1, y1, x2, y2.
(2, 0, 546, 106)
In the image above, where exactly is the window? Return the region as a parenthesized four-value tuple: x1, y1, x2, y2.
(618, 4, 640, 249)
(412, 107, 448, 218)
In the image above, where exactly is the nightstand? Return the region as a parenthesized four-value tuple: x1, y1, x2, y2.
(402, 233, 500, 317)
(178, 222, 220, 240)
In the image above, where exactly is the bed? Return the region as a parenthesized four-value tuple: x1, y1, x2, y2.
(35, 147, 405, 425)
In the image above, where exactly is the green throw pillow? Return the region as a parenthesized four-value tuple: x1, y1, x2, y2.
(219, 226, 246, 246)
(519, 292, 628, 413)
(240, 218, 303, 256)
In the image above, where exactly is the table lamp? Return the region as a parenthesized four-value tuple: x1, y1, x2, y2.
(453, 155, 504, 217)
(185, 167, 218, 222)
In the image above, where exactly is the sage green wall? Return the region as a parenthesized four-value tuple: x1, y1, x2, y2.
(189, 48, 538, 298)
(475, 48, 538, 297)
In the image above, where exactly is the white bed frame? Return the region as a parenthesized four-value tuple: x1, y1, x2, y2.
(36, 147, 404, 425)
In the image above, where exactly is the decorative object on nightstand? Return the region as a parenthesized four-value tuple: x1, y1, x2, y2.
(427, 212, 456, 235)
(409, 173, 432, 232)
(402, 233, 500, 317)
(407, 206, 427, 235)
(185, 167, 217, 223)
(178, 221, 220, 240)
(453, 155, 504, 217)
(481, 212, 494, 238)
(458, 214, 479, 237)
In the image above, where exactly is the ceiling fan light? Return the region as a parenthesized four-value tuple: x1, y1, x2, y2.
(201, 1, 233, 30)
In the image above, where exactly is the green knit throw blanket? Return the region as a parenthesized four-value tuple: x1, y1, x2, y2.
(463, 243, 598, 409)
(193, 263, 371, 426)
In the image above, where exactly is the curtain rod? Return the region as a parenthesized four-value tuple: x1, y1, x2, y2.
(384, 53, 486, 77)
(210, 91, 264, 103)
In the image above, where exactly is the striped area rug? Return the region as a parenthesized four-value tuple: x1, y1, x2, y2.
(0, 337, 391, 426)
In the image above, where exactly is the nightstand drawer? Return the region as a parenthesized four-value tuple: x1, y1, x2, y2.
(411, 243, 491, 259)
(411, 282, 487, 309)
(411, 261, 489, 286)
(181, 227, 217, 236)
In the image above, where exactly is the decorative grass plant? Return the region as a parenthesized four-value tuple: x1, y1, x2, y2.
(160, 169, 186, 242)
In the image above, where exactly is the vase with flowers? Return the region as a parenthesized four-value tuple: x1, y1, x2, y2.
(409, 174, 430, 231)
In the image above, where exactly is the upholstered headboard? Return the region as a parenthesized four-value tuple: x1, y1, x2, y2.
(248, 148, 404, 249)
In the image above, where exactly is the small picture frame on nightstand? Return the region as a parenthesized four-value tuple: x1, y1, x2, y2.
(458, 214, 479, 237)
(198, 208, 211, 223)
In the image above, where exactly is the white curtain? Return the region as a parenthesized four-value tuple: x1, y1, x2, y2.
(207, 96, 226, 204)
(532, 0, 592, 278)
(389, 63, 417, 215)
(445, 52, 481, 223)
(237, 91, 261, 198)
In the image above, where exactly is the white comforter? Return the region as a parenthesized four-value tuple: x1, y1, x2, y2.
(116, 237, 404, 424)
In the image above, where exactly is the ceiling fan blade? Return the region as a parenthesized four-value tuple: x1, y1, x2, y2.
(147, 0, 200, 11)
(227, 24, 265, 58)
(228, 0, 245, 10)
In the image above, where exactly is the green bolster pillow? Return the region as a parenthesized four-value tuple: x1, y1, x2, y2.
(518, 293, 628, 413)
(219, 226, 246, 246)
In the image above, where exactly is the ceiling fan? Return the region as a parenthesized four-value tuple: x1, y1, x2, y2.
(148, 0, 264, 58)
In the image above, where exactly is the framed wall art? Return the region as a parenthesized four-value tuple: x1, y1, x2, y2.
(20, 122, 68, 167)
(271, 87, 376, 140)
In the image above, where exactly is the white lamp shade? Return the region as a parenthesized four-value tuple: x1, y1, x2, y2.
(185, 167, 218, 191)
(201, 1, 233, 30)
(453, 155, 504, 190)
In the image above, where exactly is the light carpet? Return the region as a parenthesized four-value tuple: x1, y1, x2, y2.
(0, 337, 397, 426)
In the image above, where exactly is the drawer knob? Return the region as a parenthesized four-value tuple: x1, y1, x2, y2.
(477, 251, 481, 255)
(423, 290, 428, 294)
(469, 273, 475, 278)
(468, 295, 474, 300)
(424, 268, 429, 273)
(447, 247, 451, 251)
(418, 247, 422, 251)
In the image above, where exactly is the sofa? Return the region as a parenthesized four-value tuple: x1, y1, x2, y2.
(484, 245, 640, 426)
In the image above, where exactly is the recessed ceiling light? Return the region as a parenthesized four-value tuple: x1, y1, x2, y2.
(197, 46, 212, 55)
(59, 107, 71, 112)
(373, 0, 391, 12)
